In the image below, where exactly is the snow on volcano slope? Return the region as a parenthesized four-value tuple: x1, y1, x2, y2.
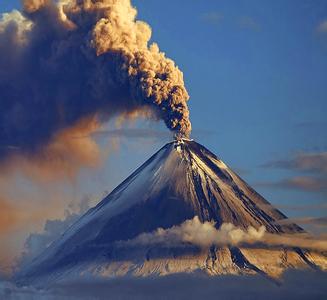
(16, 140, 327, 286)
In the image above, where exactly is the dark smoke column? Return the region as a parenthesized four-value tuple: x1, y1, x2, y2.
(90, 0, 192, 137)
(0, 0, 192, 164)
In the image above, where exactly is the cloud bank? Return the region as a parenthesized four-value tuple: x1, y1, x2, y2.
(1, 270, 327, 300)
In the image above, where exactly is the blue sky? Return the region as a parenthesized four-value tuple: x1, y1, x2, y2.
(0, 0, 326, 236)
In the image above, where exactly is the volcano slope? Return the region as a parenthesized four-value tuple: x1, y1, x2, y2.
(16, 140, 327, 286)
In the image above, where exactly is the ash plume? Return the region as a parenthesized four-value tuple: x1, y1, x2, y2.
(0, 0, 191, 168)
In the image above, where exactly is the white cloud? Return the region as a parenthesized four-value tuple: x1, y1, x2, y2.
(118, 216, 266, 248)
(118, 216, 327, 251)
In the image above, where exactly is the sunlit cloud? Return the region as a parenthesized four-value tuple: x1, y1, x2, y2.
(118, 216, 327, 252)
(0, 117, 102, 182)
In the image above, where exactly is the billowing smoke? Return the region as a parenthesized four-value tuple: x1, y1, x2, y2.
(0, 0, 191, 168)
(119, 216, 327, 251)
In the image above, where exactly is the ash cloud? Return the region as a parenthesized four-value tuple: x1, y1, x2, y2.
(91, 128, 171, 140)
(0, 0, 191, 172)
(2, 117, 102, 181)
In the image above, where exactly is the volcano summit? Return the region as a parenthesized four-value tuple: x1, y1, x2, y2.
(17, 140, 327, 286)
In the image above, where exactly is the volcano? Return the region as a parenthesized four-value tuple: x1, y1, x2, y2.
(17, 140, 327, 286)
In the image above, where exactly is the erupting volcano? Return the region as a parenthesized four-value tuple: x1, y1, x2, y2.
(16, 139, 327, 287)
